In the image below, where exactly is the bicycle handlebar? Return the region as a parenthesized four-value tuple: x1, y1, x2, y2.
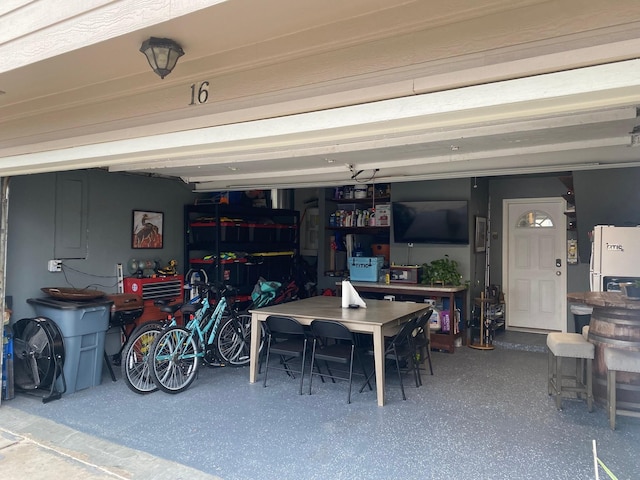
(190, 281, 238, 299)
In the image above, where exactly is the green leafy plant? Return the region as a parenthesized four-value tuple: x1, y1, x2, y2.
(421, 255, 466, 286)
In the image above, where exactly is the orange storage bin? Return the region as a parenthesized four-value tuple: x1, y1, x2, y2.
(371, 244, 389, 264)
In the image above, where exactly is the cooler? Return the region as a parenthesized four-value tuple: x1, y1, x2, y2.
(348, 257, 383, 282)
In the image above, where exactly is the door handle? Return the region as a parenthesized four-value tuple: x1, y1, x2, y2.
(556, 258, 562, 267)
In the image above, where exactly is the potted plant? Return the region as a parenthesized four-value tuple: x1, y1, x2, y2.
(421, 255, 466, 286)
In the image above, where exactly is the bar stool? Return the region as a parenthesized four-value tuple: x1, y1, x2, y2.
(547, 332, 594, 411)
(604, 348, 640, 430)
(581, 325, 589, 340)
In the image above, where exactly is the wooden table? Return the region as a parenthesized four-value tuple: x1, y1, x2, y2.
(249, 296, 430, 406)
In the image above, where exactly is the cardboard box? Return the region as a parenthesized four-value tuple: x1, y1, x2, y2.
(348, 256, 383, 282)
(376, 204, 391, 226)
(389, 265, 420, 284)
(371, 244, 389, 264)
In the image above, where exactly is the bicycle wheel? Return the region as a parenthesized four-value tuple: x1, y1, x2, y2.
(216, 313, 264, 366)
(121, 322, 163, 394)
(149, 325, 200, 394)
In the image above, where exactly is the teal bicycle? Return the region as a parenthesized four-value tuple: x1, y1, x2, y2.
(121, 289, 205, 395)
(148, 283, 262, 393)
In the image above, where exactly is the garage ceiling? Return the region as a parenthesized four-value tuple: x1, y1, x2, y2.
(2, 0, 640, 190)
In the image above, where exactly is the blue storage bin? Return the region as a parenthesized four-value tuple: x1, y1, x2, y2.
(27, 297, 112, 394)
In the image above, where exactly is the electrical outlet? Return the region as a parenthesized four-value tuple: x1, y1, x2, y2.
(47, 259, 62, 272)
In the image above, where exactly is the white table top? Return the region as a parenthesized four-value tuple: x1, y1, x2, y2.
(250, 295, 429, 327)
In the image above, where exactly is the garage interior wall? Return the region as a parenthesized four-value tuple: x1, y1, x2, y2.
(6, 170, 196, 320)
(4, 166, 639, 328)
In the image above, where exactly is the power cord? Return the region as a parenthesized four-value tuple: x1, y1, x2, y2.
(58, 262, 120, 290)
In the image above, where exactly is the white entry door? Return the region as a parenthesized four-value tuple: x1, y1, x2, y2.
(504, 198, 566, 332)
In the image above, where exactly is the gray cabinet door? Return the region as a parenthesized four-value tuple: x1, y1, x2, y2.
(54, 171, 88, 259)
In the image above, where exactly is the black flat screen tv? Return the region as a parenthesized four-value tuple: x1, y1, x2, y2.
(392, 200, 469, 245)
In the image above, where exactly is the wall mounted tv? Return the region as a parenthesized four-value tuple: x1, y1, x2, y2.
(392, 200, 469, 245)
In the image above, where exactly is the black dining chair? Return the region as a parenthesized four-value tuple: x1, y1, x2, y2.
(359, 316, 421, 401)
(308, 319, 372, 403)
(262, 315, 309, 395)
(411, 309, 434, 382)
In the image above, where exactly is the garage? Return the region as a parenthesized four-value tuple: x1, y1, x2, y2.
(1, 2, 640, 478)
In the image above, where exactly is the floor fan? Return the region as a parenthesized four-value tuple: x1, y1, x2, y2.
(13, 317, 66, 402)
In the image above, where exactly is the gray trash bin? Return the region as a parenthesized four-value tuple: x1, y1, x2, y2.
(570, 305, 592, 334)
(27, 297, 112, 394)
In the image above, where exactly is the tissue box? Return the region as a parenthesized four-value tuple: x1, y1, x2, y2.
(348, 257, 383, 282)
(389, 265, 420, 284)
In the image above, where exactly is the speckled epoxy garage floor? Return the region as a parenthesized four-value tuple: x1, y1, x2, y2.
(4, 331, 640, 480)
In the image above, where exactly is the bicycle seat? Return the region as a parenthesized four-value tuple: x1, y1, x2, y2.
(180, 303, 199, 315)
(158, 303, 183, 315)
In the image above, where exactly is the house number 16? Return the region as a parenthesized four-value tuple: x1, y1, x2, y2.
(189, 81, 210, 105)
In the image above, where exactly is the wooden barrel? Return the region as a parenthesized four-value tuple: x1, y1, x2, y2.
(588, 306, 640, 409)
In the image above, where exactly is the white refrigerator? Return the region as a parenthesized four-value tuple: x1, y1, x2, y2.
(590, 225, 640, 292)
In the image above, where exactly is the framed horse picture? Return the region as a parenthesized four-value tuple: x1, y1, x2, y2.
(132, 210, 163, 249)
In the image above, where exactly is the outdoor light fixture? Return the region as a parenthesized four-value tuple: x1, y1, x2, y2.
(139, 37, 184, 79)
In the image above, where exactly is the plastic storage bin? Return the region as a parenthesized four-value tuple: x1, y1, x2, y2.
(221, 258, 248, 286)
(248, 223, 276, 242)
(27, 297, 112, 394)
(274, 224, 297, 242)
(190, 221, 213, 243)
(570, 304, 592, 334)
(190, 221, 249, 243)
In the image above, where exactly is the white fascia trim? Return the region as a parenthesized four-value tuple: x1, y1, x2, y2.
(2, 59, 640, 176)
(134, 107, 638, 171)
(112, 59, 640, 169)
